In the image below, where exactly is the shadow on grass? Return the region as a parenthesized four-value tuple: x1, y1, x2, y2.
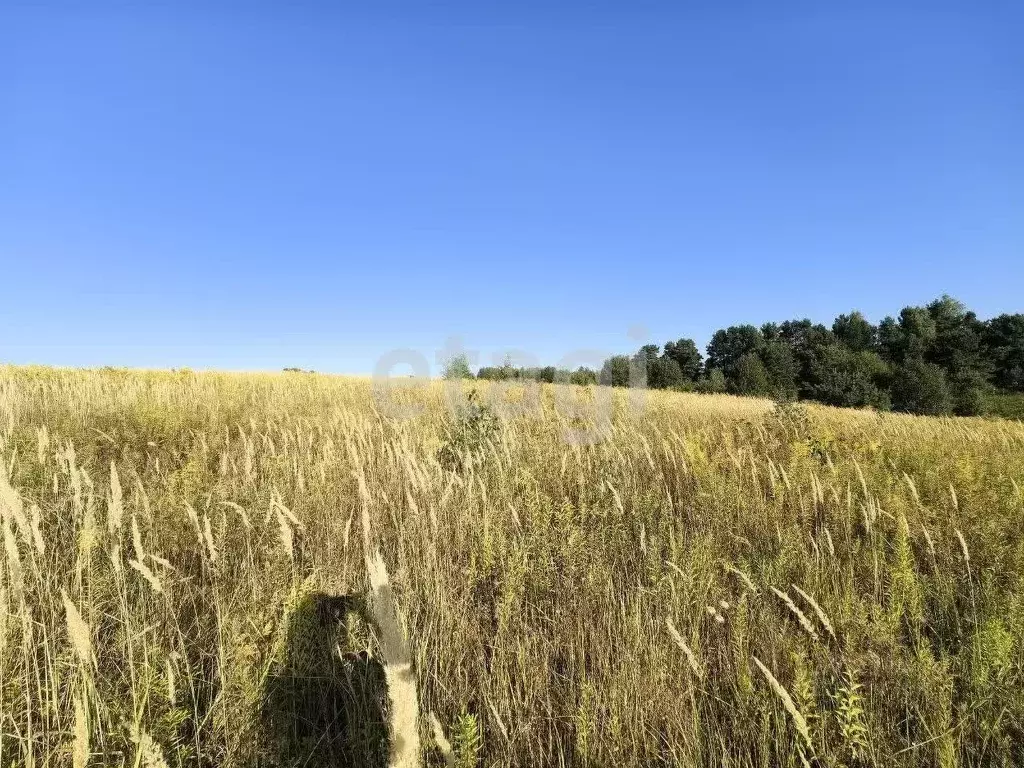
(261, 592, 390, 767)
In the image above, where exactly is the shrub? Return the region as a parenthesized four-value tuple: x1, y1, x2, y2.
(442, 354, 475, 380)
(696, 368, 728, 394)
(731, 353, 770, 396)
(437, 389, 500, 472)
(891, 358, 952, 415)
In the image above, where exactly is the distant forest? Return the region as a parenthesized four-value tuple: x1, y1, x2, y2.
(470, 296, 1024, 418)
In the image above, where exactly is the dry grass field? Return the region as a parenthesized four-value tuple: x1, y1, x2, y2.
(1, 366, 1022, 767)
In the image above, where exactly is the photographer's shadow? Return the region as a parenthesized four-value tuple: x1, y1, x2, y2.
(261, 592, 390, 767)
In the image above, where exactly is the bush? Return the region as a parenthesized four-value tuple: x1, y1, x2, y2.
(731, 354, 770, 396)
(985, 392, 1024, 420)
(891, 358, 952, 415)
(442, 355, 475, 380)
(809, 347, 891, 410)
(568, 366, 598, 386)
(437, 389, 499, 472)
(696, 368, 728, 394)
(647, 357, 684, 390)
(599, 355, 632, 387)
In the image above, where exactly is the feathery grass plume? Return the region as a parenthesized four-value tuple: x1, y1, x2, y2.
(130, 514, 145, 562)
(666, 617, 704, 678)
(165, 656, 177, 707)
(275, 505, 294, 559)
(0, 584, 8, 657)
(955, 529, 970, 565)
(272, 493, 303, 530)
(2, 515, 23, 600)
(61, 589, 93, 667)
(131, 727, 170, 768)
(823, 527, 836, 558)
(608, 481, 625, 515)
(28, 503, 45, 555)
(791, 585, 836, 641)
(201, 513, 218, 563)
(341, 506, 355, 551)
(76, 470, 98, 561)
(853, 458, 869, 498)
(808, 535, 821, 561)
(860, 502, 873, 536)
(73, 687, 90, 768)
(902, 472, 921, 507)
(955, 526, 978, 620)
(405, 488, 429, 532)
(128, 557, 164, 594)
(0, 461, 30, 540)
(664, 560, 686, 579)
(35, 424, 49, 466)
(148, 552, 174, 571)
(779, 464, 792, 492)
(184, 502, 202, 541)
(487, 699, 510, 743)
(921, 523, 937, 561)
(217, 500, 251, 529)
(771, 587, 819, 642)
(134, 476, 153, 520)
(107, 461, 124, 534)
(752, 655, 812, 749)
(725, 563, 759, 594)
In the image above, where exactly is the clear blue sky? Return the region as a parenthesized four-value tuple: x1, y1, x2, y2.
(2, 2, 1022, 374)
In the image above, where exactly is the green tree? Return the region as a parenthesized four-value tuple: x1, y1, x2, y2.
(877, 315, 905, 364)
(442, 354, 475, 380)
(985, 314, 1024, 392)
(599, 355, 632, 387)
(638, 344, 660, 361)
(833, 311, 876, 352)
(810, 346, 891, 409)
(706, 325, 764, 392)
(948, 370, 989, 416)
(922, 297, 990, 414)
(731, 353, 771, 396)
(898, 306, 938, 360)
(778, 319, 837, 397)
(476, 366, 506, 381)
(568, 367, 598, 386)
(758, 341, 799, 400)
(648, 357, 684, 389)
(697, 368, 728, 394)
(927, 297, 988, 371)
(662, 338, 703, 381)
(891, 358, 952, 415)
(877, 297, 993, 415)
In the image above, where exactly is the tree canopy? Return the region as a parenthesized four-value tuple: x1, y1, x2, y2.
(470, 296, 1023, 417)
(588, 295, 1024, 417)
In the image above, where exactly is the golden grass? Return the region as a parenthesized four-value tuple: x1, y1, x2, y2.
(1, 365, 1023, 766)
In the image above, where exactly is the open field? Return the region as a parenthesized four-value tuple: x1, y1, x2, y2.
(1, 366, 1023, 767)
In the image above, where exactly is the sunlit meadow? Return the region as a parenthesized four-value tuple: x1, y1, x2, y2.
(1, 366, 1022, 767)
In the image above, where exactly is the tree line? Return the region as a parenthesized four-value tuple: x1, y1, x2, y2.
(466, 296, 1024, 417)
(474, 363, 598, 386)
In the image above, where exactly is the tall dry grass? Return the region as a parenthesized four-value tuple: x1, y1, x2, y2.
(0, 365, 1023, 766)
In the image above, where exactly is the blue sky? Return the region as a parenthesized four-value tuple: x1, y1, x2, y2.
(2, 2, 1022, 374)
